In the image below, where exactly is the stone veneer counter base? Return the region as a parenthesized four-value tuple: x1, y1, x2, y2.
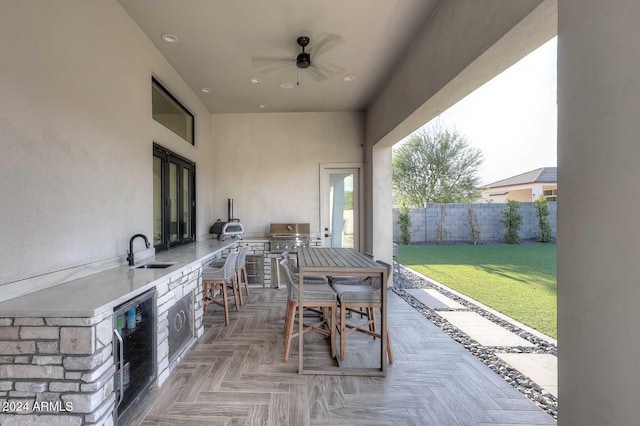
(0, 239, 236, 426)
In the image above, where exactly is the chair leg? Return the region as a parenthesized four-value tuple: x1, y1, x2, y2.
(330, 305, 337, 359)
(231, 276, 240, 311)
(242, 266, 250, 296)
(340, 303, 346, 361)
(221, 283, 230, 325)
(283, 298, 292, 336)
(235, 269, 244, 306)
(284, 302, 297, 362)
(370, 308, 377, 339)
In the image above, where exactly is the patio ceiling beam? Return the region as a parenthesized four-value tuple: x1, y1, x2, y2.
(364, 0, 557, 149)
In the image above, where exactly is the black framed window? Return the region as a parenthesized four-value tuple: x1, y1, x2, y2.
(153, 144, 196, 251)
(152, 77, 195, 145)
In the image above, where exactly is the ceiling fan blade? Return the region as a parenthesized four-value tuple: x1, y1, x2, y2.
(308, 33, 344, 58)
(313, 59, 346, 76)
(305, 65, 330, 82)
(252, 56, 294, 63)
(252, 56, 295, 74)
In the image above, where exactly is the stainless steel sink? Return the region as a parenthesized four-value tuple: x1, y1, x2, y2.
(133, 262, 177, 269)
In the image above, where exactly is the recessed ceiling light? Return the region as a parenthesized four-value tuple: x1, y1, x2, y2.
(161, 33, 178, 43)
(200, 88, 212, 93)
(250, 77, 262, 83)
(343, 75, 356, 82)
(259, 104, 266, 109)
(279, 82, 294, 89)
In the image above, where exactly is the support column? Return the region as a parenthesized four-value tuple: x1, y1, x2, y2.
(558, 0, 640, 424)
(372, 145, 393, 286)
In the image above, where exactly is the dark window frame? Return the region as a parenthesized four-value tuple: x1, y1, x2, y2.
(152, 77, 195, 145)
(153, 143, 196, 251)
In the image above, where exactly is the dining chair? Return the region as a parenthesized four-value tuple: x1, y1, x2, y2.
(332, 259, 393, 363)
(279, 259, 337, 362)
(202, 251, 240, 325)
(282, 251, 329, 284)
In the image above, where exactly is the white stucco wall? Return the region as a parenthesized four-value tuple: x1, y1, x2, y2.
(558, 0, 640, 424)
(0, 0, 214, 288)
(210, 112, 364, 237)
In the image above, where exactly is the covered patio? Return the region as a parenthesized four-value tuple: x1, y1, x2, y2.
(131, 288, 554, 425)
(3, 0, 640, 425)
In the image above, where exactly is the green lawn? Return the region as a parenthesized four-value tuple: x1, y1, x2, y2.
(398, 244, 557, 338)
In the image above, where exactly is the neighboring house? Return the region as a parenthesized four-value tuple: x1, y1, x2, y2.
(481, 167, 557, 203)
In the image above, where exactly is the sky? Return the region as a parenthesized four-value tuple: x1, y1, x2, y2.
(402, 37, 557, 186)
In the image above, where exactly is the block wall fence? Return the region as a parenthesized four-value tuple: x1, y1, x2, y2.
(393, 202, 557, 244)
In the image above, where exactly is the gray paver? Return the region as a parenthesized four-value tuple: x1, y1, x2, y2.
(406, 288, 465, 309)
(438, 311, 535, 347)
(496, 353, 558, 397)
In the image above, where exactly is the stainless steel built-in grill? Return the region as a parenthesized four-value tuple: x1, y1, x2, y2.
(269, 223, 311, 254)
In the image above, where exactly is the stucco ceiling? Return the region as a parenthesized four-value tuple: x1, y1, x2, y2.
(117, 0, 440, 114)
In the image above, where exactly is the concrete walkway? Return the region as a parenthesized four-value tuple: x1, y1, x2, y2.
(405, 281, 558, 399)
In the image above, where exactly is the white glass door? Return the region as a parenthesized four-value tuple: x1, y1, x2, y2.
(320, 165, 361, 249)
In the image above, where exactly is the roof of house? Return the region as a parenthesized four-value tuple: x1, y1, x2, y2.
(483, 167, 557, 189)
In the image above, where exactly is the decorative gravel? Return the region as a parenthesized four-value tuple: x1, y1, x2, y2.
(393, 263, 558, 420)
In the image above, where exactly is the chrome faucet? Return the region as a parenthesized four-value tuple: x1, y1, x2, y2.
(127, 234, 150, 266)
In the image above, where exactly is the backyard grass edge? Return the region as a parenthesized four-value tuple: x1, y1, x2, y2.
(400, 264, 558, 345)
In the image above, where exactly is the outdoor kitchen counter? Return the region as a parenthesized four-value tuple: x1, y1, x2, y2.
(0, 239, 236, 318)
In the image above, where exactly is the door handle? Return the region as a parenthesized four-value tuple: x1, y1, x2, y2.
(324, 233, 331, 237)
(113, 329, 124, 408)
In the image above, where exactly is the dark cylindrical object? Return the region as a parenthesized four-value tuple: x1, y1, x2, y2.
(228, 198, 233, 222)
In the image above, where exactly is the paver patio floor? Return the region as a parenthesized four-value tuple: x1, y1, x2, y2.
(131, 288, 555, 425)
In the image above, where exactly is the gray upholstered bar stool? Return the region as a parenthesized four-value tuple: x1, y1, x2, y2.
(279, 259, 337, 362)
(331, 259, 393, 363)
(235, 245, 250, 300)
(202, 251, 239, 325)
(211, 245, 250, 305)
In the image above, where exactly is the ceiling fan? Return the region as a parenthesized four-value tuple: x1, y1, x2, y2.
(252, 33, 346, 84)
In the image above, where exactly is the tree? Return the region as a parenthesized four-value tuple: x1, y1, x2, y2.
(393, 122, 483, 207)
(534, 195, 554, 242)
(501, 200, 523, 244)
(397, 201, 412, 245)
(467, 204, 481, 245)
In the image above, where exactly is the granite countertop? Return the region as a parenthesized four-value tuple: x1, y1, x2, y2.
(0, 239, 236, 318)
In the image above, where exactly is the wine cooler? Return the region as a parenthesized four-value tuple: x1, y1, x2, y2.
(113, 289, 156, 425)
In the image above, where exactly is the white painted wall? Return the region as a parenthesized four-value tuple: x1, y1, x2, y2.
(211, 112, 364, 237)
(0, 1, 214, 289)
(558, 0, 640, 424)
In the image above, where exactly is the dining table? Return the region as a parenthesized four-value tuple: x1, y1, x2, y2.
(296, 247, 388, 376)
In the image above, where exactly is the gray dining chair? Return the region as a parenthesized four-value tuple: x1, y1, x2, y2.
(279, 259, 337, 362)
(331, 259, 393, 363)
(282, 251, 329, 285)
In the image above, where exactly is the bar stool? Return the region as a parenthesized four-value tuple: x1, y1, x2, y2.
(279, 259, 337, 362)
(202, 251, 239, 325)
(332, 259, 393, 363)
(210, 246, 249, 305)
(236, 245, 250, 300)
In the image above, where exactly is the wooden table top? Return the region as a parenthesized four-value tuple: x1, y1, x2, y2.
(297, 247, 385, 274)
